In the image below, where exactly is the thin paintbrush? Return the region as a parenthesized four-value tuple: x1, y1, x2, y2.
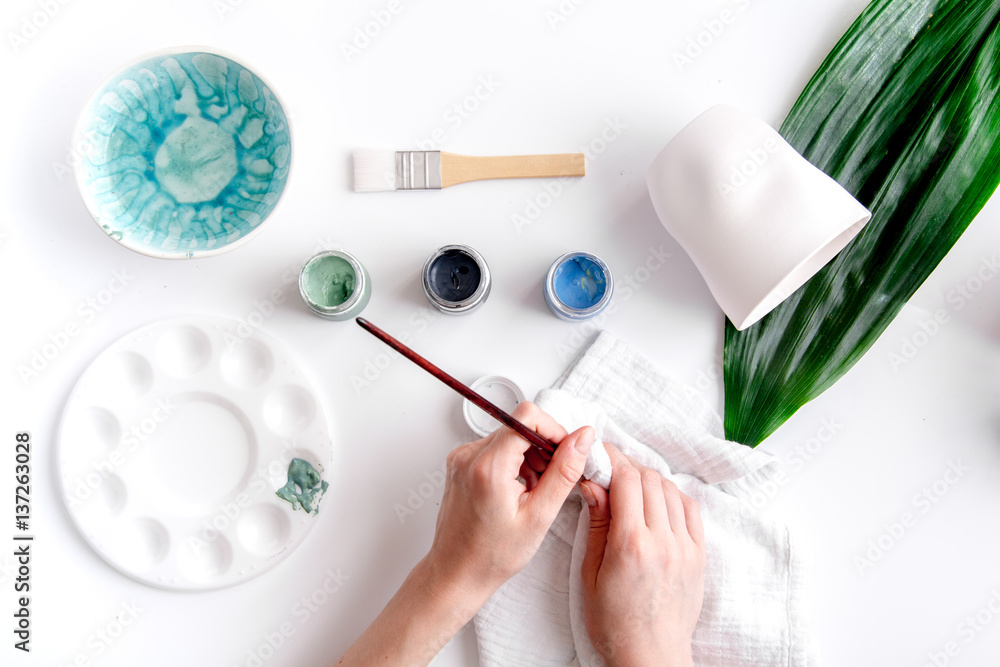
(355, 317, 556, 459)
(353, 150, 585, 192)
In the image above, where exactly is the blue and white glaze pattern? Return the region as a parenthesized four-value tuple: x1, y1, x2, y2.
(75, 51, 291, 259)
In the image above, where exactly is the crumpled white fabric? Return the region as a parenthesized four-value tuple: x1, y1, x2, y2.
(473, 331, 816, 667)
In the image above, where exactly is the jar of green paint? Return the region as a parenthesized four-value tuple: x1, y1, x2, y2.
(299, 250, 371, 321)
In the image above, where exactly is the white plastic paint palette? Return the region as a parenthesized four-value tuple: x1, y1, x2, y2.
(58, 316, 333, 591)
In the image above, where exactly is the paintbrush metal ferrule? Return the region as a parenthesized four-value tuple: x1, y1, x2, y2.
(396, 151, 443, 190)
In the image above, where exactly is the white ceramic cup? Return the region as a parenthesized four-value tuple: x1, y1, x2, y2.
(646, 104, 871, 330)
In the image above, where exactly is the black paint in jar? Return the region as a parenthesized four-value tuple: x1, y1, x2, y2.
(421, 244, 491, 315)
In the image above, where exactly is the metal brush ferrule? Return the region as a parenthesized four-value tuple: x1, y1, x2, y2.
(395, 151, 442, 190)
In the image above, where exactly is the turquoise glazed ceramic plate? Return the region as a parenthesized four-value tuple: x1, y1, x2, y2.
(74, 50, 291, 259)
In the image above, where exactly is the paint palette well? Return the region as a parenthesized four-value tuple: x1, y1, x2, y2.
(58, 316, 332, 591)
(73, 50, 291, 259)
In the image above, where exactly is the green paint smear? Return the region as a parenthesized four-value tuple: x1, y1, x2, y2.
(303, 256, 356, 308)
(275, 458, 329, 515)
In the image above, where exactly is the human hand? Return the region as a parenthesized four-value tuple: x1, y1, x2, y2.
(580, 444, 705, 667)
(337, 404, 593, 667)
(422, 402, 594, 611)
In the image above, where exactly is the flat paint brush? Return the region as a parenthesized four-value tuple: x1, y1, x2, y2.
(353, 150, 585, 192)
(355, 317, 557, 459)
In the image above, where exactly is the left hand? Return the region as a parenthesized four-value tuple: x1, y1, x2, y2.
(579, 444, 705, 667)
(423, 401, 594, 608)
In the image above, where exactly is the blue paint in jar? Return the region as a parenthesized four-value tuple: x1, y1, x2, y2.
(553, 256, 607, 308)
(544, 251, 614, 321)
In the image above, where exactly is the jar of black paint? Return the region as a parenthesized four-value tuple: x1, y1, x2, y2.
(421, 244, 492, 315)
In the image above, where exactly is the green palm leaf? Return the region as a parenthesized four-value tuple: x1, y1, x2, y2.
(724, 0, 1000, 446)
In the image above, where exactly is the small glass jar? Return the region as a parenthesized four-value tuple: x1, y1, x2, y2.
(421, 244, 491, 315)
(544, 251, 614, 321)
(299, 250, 371, 321)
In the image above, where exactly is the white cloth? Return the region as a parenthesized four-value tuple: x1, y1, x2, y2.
(473, 331, 815, 667)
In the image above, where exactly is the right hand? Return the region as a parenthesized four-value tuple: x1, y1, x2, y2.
(424, 402, 593, 607)
(579, 444, 706, 667)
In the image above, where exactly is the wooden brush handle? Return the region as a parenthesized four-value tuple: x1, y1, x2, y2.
(439, 152, 585, 188)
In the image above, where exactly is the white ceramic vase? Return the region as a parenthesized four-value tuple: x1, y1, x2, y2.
(646, 104, 872, 330)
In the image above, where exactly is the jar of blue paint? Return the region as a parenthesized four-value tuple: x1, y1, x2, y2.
(544, 251, 614, 321)
(422, 244, 492, 315)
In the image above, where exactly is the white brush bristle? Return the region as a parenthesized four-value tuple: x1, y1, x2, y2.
(353, 150, 397, 192)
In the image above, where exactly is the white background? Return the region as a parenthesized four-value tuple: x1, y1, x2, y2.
(1, 0, 999, 665)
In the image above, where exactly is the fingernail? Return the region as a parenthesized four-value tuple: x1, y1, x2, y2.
(574, 427, 594, 455)
(579, 483, 597, 507)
